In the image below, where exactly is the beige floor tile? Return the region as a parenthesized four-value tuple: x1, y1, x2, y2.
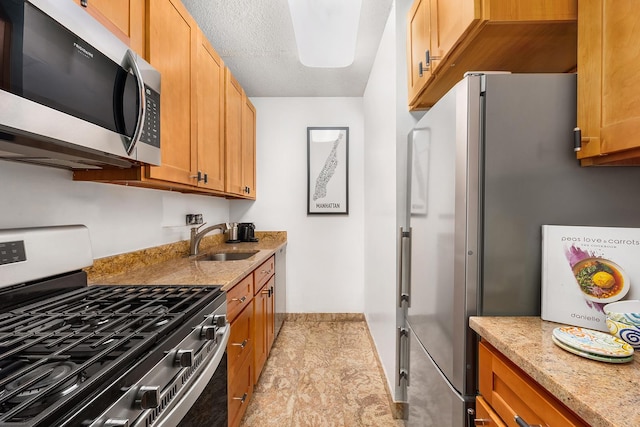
(240, 321, 404, 427)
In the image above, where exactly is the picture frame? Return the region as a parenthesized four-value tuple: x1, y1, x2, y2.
(307, 127, 349, 215)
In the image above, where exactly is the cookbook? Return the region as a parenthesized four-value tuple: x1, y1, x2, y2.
(541, 225, 640, 331)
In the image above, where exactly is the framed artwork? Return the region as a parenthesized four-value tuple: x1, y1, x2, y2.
(307, 127, 349, 214)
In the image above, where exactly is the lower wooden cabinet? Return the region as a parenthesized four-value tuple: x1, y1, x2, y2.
(477, 341, 587, 427)
(226, 255, 277, 426)
(228, 349, 253, 427)
(253, 275, 275, 382)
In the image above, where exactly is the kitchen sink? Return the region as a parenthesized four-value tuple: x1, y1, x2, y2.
(194, 250, 259, 261)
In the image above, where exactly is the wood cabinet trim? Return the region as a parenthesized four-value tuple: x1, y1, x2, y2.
(478, 341, 588, 427)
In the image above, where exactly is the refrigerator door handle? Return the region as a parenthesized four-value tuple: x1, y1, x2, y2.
(397, 327, 410, 386)
(398, 227, 411, 307)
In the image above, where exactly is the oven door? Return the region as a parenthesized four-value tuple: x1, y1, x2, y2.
(157, 326, 230, 427)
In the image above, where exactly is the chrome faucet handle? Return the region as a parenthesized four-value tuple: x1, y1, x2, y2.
(193, 222, 207, 232)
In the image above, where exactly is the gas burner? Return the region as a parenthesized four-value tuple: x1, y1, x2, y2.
(1, 361, 85, 419)
(4, 361, 83, 403)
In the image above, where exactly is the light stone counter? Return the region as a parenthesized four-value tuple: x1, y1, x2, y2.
(86, 231, 287, 291)
(470, 316, 640, 427)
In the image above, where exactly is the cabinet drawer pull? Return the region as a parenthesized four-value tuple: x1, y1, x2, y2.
(233, 392, 248, 403)
(232, 296, 247, 303)
(474, 419, 490, 426)
(514, 416, 543, 427)
(231, 339, 248, 348)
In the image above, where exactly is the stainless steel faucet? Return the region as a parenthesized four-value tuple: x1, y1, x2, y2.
(189, 222, 230, 256)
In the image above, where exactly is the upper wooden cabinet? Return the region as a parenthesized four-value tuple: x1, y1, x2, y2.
(576, 1, 640, 165)
(242, 98, 257, 199)
(225, 69, 257, 199)
(146, 0, 198, 187)
(73, 0, 145, 55)
(195, 31, 226, 192)
(407, 0, 577, 110)
(407, 0, 432, 104)
(74, 0, 253, 198)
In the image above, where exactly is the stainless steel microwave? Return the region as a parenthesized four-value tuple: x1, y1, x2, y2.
(0, 0, 161, 169)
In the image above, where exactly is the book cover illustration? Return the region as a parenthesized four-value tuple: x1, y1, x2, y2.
(541, 225, 640, 331)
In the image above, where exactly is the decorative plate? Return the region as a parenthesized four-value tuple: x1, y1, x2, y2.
(552, 326, 634, 358)
(552, 336, 634, 364)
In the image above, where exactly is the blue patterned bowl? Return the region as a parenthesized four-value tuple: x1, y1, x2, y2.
(605, 319, 640, 349)
(604, 300, 640, 349)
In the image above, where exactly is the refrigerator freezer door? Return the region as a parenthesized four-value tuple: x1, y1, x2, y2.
(406, 326, 472, 426)
(406, 76, 478, 395)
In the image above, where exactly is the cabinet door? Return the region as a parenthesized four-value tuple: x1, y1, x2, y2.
(253, 282, 268, 383)
(429, 0, 478, 68)
(478, 341, 588, 427)
(146, 0, 198, 186)
(228, 348, 253, 427)
(406, 0, 431, 105)
(74, 0, 145, 55)
(241, 98, 257, 199)
(265, 275, 275, 351)
(577, 0, 640, 164)
(225, 69, 244, 196)
(196, 31, 225, 192)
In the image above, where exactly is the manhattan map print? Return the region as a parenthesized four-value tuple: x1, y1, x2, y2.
(313, 133, 343, 201)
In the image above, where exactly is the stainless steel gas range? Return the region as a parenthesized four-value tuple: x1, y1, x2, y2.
(0, 226, 229, 427)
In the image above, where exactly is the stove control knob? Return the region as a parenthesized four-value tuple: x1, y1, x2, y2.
(213, 314, 227, 327)
(200, 325, 217, 340)
(103, 419, 130, 427)
(135, 385, 160, 409)
(175, 349, 194, 367)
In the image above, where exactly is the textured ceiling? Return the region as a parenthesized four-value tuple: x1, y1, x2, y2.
(181, 0, 394, 97)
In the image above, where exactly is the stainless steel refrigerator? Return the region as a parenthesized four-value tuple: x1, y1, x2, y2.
(399, 72, 640, 426)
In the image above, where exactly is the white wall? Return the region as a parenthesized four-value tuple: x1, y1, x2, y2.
(230, 98, 365, 313)
(362, 1, 399, 399)
(0, 161, 230, 258)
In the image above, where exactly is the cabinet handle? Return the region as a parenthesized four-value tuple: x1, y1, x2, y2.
(573, 127, 582, 152)
(262, 288, 270, 295)
(425, 50, 441, 70)
(190, 171, 205, 182)
(514, 416, 543, 427)
(418, 61, 424, 77)
(231, 339, 248, 348)
(232, 296, 247, 303)
(81, 0, 88, 6)
(203, 173, 208, 184)
(474, 419, 490, 426)
(233, 392, 248, 404)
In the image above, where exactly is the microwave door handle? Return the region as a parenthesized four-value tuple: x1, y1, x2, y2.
(120, 49, 146, 155)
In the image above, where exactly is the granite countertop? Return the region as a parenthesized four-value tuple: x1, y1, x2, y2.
(86, 231, 287, 291)
(470, 316, 640, 427)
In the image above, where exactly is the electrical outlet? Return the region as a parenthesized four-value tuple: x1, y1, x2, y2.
(186, 214, 203, 225)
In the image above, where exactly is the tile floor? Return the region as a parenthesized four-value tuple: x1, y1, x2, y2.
(240, 320, 405, 427)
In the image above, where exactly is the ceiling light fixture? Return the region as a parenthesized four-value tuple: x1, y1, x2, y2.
(287, 0, 363, 68)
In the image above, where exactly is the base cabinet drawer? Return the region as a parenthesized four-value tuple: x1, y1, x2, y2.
(228, 350, 253, 427)
(228, 303, 253, 367)
(254, 255, 275, 290)
(478, 341, 587, 427)
(227, 275, 254, 322)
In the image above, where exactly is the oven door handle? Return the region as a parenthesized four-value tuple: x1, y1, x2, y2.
(155, 326, 230, 427)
